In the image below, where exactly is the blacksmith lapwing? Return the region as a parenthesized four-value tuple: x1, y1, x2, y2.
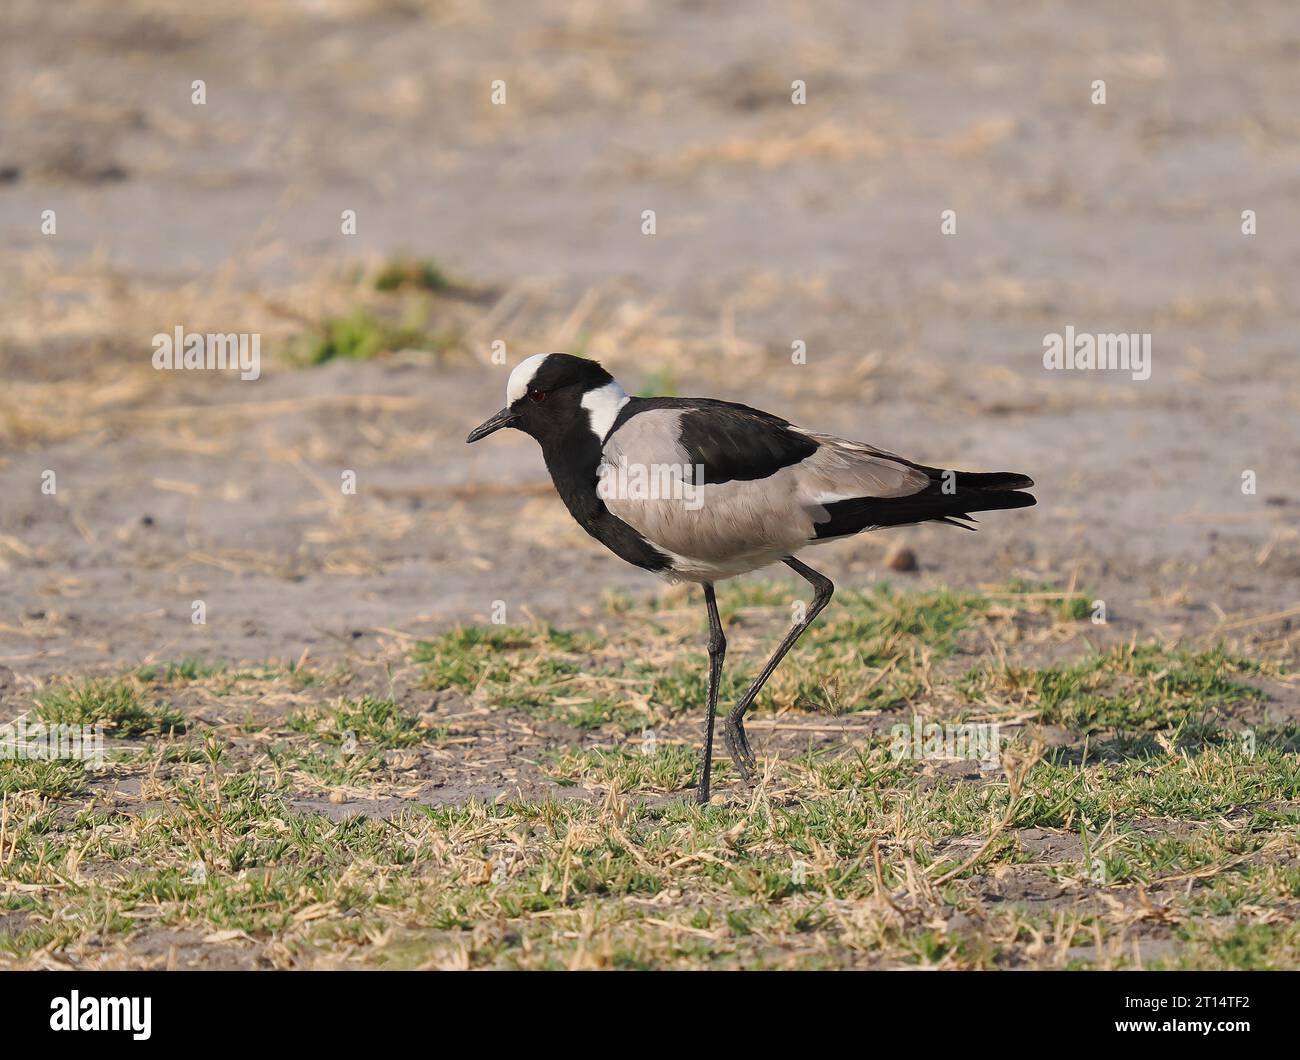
(468, 353, 1035, 802)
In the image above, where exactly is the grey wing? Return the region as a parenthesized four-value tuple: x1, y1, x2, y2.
(789, 431, 931, 503)
(599, 414, 929, 570)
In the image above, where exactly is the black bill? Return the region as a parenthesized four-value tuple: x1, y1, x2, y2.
(466, 407, 518, 443)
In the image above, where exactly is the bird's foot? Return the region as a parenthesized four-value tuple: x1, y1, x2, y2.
(731, 714, 758, 769)
(722, 719, 757, 784)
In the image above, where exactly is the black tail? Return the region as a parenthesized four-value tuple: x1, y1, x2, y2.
(812, 470, 1035, 540)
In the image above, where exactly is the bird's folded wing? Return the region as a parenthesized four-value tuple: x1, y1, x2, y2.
(788, 432, 932, 503)
(596, 407, 932, 564)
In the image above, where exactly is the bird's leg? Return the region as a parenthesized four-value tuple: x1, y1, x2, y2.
(724, 557, 834, 782)
(694, 583, 726, 805)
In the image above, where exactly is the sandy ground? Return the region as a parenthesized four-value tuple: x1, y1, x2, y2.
(1, 0, 1297, 688)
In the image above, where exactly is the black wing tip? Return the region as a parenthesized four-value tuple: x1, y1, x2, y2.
(956, 471, 1034, 491)
(813, 484, 1036, 540)
(991, 489, 1036, 510)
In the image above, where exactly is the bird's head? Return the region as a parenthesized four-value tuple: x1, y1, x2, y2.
(466, 353, 628, 445)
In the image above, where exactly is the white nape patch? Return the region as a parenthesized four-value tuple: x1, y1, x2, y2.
(505, 353, 550, 405)
(581, 380, 630, 441)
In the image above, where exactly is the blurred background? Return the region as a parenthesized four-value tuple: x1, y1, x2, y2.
(1, 0, 1297, 674)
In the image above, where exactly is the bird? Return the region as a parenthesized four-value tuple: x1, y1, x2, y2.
(467, 353, 1035, 803)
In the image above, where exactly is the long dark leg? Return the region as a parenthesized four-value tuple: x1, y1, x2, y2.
(723, 557, 834, 783)
(694, 583, 727, 804)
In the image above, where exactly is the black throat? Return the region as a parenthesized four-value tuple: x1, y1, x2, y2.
(539, 420, 605, 527)
(537, 403, 671, 573)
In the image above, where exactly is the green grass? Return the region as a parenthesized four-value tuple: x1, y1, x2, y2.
(287, 696, 422, 750)
(546, 746, 700, 792)
(412, 625, 550, 690)
(810, 583, 987, 657)
(1165, 919, 1300, 971)
(411, 581, 1124, 727)
(635, 660, 749, 717)
(5, 737, 1294, 968)
(0, 758, 87, 798)
(960, 643, 1267, 734)
(276, 746, 386, 788)
(136, 658, 226, 683)
(412, 625, 629, 729)
(2, 584, 1293, 970)
(302, 306, 458, 365)
(34, 677, 185, 736)
(413, 584, 1275, 752)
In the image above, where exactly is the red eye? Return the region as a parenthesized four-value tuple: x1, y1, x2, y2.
(527, 388, 545, 403)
